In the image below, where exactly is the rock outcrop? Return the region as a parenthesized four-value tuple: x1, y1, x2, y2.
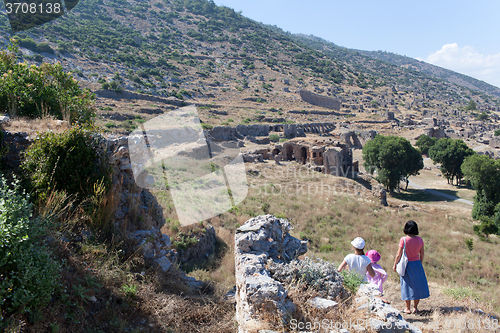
(235, 215, 307, 332)
(355, 284, 423, 333)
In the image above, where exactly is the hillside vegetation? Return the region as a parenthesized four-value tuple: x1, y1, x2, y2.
(1, 0, 499, 116)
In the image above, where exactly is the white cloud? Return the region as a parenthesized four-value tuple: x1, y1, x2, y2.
(419, 43, 500, 89)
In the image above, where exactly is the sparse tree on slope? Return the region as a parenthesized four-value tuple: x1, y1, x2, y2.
(415, 134, 438, 155)
(462, 154, 500, 237)
(363, 135, 423, 193)
(429, 138, 475, 186)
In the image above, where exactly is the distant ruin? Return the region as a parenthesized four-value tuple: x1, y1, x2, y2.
(208, 122, 336, 141)
(299, 90, 342, 110)
(254, 140, 360, 177)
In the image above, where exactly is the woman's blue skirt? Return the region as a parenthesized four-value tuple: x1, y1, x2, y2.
(400, 260, 430, 300)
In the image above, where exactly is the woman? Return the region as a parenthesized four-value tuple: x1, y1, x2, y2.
(393, 220, 430, 314)
(338, 237, 375, 280)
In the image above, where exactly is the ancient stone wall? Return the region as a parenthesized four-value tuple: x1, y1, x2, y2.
(236, 124, 270, 137)
(235, 215, 307, 332)
(490, 138, 500, 149)
(299, 90, 341, 110)
(422, 127, 446, 139)
(209, 126, 237, 141)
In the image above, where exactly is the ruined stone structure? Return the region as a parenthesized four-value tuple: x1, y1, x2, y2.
(208, 122, 336, 141)
(270, 140, 358, 177)
(422, 127, 446, 139)
(235, 215, 308, 332)
(338, 130, 377, 148)
(299, 90, 342, 110)
(490, 138, 500, 149)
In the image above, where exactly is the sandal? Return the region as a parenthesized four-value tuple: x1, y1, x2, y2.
(403, 309, 412, 314)
(412, 309, 419, 314)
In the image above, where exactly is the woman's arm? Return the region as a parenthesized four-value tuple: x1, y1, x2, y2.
(419, 245, 425, 262)
(338, 259, 348, 272)
(393, 246, 403, 272)
(367, 263, 375, 277)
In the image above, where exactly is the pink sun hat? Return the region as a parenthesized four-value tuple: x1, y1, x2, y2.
(366, 250, 381, 263)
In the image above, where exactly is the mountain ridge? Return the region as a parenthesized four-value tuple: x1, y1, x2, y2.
(1, 0, 499, 122)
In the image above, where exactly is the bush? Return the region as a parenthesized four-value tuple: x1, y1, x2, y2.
(0, 176, 60, 322)
(269, 134, 280, 142)
(268, 258, 345, 298)
(0, 41, 95, 125)
(339, 269, 365, 293)
(21, 127, 111, 204)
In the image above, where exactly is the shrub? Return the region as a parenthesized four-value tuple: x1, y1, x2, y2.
(21, 127, 111, 205)
(0, 41, 95, 125)
(0, 176, 60, 322)
(339, 269, 365, 293)
(268, 258, 345, 298)
(319, 244, 333, 252)
(269, 134, 280, 142)
(201, 123, 213, 130)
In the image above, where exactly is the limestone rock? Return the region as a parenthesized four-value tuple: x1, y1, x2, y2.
(153, 256, 172, 272)
(308, 297, 338, 310)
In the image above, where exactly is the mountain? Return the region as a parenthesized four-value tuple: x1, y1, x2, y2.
(1, 0, 499, 128)
(356, 49, 500, 98)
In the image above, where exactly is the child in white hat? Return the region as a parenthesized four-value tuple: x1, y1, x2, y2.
(338, 237, 375, 280)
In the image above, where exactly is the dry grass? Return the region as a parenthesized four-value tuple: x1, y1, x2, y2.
(186, 160, 500, 315)
(1, 115, 69, 135)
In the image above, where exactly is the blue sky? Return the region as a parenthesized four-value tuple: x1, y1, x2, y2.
(213, 0, 500, 88)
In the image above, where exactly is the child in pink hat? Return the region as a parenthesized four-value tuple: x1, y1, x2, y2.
(366, 249, 390, 304)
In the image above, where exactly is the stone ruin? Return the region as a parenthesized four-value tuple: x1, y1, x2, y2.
(234, 215, 307, 331)
(267, 140, 359, 177)
(299, 89, 342, 110)
(338, 130, 377, 148)
(208, 122, 336, 141)
(490, 138, 500, 149)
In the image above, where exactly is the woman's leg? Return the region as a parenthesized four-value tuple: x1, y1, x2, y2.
(404, 300, 412, 313)
(413, 299, 420, 313)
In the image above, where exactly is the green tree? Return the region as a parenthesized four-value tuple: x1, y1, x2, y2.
(462, 154, 500, 217)
(494, 129, 500, 136)
(0, 40, 95, 124)
(465, 100, 477, 111)
(415, 134, 438, 155)
(476, 112, 489, 121)
(461, 154, 500, 237)
(429, 138, 475, 185)
(362, 135, 423, 192)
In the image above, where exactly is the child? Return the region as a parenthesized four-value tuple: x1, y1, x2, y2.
(366, 249, 390, 304)
(338, 237, 375, 280)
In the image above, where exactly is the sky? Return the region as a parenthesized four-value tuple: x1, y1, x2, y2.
(213, 0, 500, 89)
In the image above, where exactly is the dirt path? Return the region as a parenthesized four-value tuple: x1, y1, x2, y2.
(407, 180, 473, 206)
(382, 278, 499, 332)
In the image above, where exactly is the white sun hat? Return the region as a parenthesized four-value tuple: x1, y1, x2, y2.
(351, 237, 365, 250)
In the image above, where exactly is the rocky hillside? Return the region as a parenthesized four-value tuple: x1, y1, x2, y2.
(357, 49, 500, 98)
(1, 0, 500, 123)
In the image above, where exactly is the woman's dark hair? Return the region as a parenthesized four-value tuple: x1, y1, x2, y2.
(404, 220, 419, 235)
